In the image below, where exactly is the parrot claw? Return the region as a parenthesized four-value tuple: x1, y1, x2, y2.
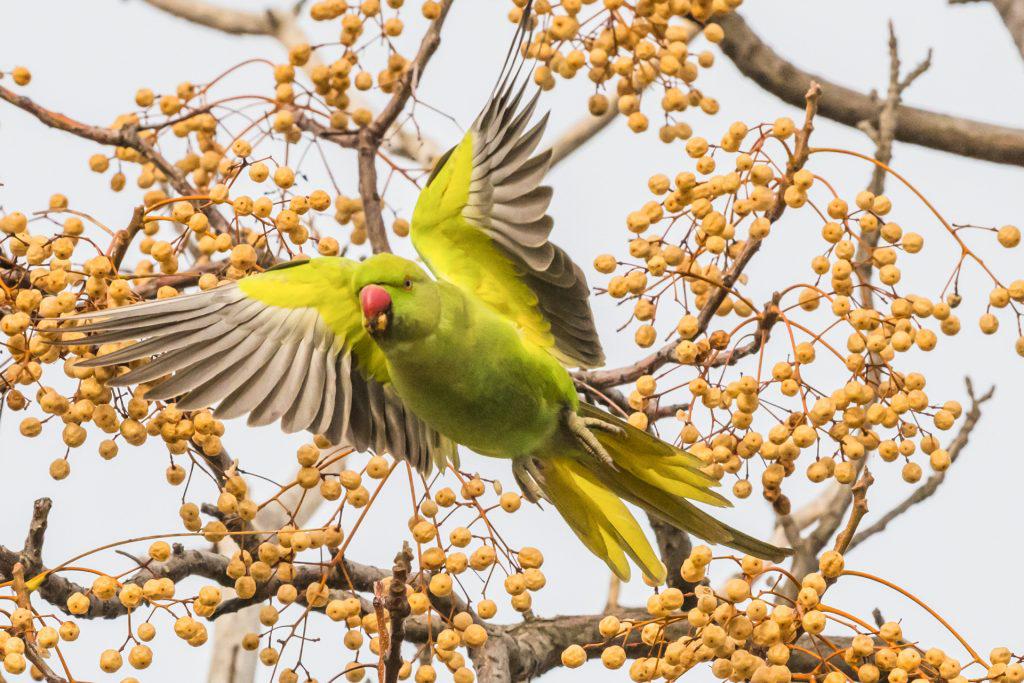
(513, 457, 547, 503)
(580, 416, 625, 437)
(565, 410, 620, 471)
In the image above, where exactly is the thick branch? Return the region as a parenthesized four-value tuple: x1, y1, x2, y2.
(138, 0, 275, 34)
(547, 105, 618, 169)
(21, 498, 52, 569)
(357, 132, 392, 254)
(382, 543, 413, 683)
(496, 608, 854, 681)
(717, 12, 1024, 166)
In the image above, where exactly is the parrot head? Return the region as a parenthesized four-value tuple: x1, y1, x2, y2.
(356, 253, 439, 343)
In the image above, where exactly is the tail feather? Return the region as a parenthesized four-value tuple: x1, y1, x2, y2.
(578, 402, 792, 564)
(577, 404, 728, 506)
(537, 458, 666, 583)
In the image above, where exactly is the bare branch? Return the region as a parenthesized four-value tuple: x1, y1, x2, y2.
(954, 0, 1024, 60)
(358, 133, 393, 254)
(109, 206, 146, 271)
(21, 497, 52, 570)
(138, 0, 276, 35)
(23, 643, 69, 683)
(717, 12, 1024, 166)
(833, 468, 875, 554)
(382, 543, 413, 683)
(0, 85, 132, 146)
(547, 105, 618, 169)
(132, 260, 226, 300)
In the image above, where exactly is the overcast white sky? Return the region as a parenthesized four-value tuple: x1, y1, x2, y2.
(2, 1, 1023, 681)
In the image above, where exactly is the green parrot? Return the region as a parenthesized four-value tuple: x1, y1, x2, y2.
(60, 52, 788, 583)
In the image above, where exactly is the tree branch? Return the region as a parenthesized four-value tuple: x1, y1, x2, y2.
(717, 12, 1024, 166)
(108, 206, 146, 270)
(382, 543, 412, 683)
(358, 133, 392, 254)
(577, 83, 822, 389)
(985, 0, 1024, 60)
(1, 498, 866, 683)
(0, 85, 232, 234)
(848, 378, 994, 550)
(138, 0, 276, 34)
(832, 467, 874, 555)
(369, 0, 454, 139)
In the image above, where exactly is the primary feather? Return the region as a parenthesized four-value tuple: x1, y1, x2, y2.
(410, 67, 604, 368)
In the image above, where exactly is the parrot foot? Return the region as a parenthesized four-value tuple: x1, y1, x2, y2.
(580, 416, 625, 437)
(513, 457, 547, 503)
(565, 410, 620, 471)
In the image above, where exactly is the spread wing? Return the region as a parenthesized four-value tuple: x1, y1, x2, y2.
(57, 258, 456, 474)
(409, 70, 604, 369)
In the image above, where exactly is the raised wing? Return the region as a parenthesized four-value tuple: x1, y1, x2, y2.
(410, 74, 605, 369)
(58, 258, 455, 473)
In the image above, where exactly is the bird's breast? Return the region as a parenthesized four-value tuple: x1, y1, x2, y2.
(383, 297, 570, 458)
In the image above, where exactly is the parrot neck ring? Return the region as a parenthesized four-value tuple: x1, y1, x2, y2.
(360, 284, 392, 335)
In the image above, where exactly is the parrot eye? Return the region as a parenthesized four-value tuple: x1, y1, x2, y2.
(403, 279, 413, 290)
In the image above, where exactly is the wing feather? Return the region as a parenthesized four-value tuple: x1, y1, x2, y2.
(54, 259, 454, 474)
(411, 68, 604, 368)
(249, 320, 316, 427)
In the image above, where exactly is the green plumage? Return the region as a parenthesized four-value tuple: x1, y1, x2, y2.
(62, 32, 790, 581)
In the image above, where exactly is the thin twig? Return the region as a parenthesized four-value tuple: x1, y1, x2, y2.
(577, 83, 822, 389)
(849, 379, 994, 550)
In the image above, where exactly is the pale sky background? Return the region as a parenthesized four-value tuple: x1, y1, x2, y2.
(2, 1, 1023, 681)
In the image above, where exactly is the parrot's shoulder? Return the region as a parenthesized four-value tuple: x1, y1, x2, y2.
(238, 256, 359, 308)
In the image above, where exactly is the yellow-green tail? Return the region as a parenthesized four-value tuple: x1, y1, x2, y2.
(534, 403, 791, 582)
(536, 457, 666, 583)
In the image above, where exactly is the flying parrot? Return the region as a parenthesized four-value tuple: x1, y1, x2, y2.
(58, 31, 788, 583)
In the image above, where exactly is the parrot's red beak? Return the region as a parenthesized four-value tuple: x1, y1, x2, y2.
(360, 284, 392, 335)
